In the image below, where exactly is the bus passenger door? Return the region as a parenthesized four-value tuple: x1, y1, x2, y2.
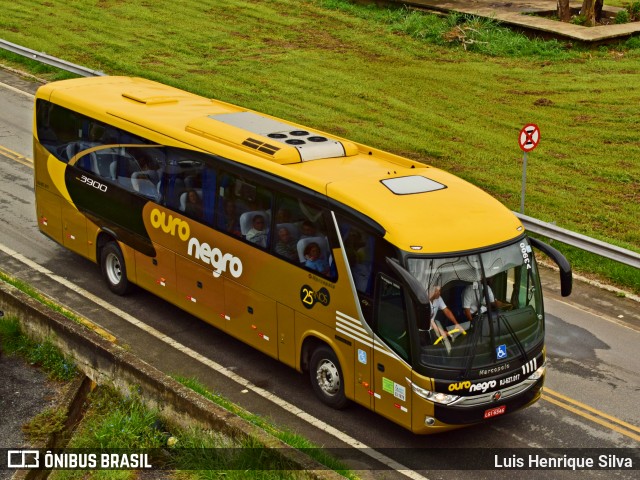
(332, 308, 373, 410)
(372, 274, 412, 430)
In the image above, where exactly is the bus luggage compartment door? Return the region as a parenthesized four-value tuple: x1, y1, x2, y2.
(175, 254, 226, 331)
(224, 280, 278, 360)
(134, 243, 177, 300)
(35, 187, 64, 245)
(61, 201, 89, 258)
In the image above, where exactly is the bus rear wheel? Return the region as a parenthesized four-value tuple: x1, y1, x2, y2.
(101, 241, 132, 295)
(310, 345, 349, 409)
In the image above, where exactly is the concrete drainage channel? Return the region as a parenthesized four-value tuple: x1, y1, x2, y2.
(0, 279, 344, 480)
(10, 375, 93, 480)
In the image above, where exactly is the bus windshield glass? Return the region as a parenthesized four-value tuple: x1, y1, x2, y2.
(407, 239, 543, 371)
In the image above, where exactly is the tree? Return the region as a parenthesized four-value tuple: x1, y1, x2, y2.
(558, 0, 571, 22)
(558, 0, 604, 24)
(581, 0, 604, 26)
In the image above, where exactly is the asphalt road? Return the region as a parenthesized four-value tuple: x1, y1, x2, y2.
(0, 68, 638, 479)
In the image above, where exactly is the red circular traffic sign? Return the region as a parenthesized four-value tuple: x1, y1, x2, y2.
(518, 124, 540, 152)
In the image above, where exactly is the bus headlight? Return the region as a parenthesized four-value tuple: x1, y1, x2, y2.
(412, 384, 459, 405)
(529, 364, 546, 381)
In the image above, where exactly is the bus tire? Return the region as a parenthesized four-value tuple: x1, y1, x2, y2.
(309, 345, 349, 409)
(101, 242, 132, 296)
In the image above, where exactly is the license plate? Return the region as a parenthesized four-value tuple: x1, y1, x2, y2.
(484, 405, 506, 419)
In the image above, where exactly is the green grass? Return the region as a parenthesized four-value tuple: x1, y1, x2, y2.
(22, 406, 68, 443)
(0, 315, 78, 381)
(51, 385, 323, 480)
(0, 0, 638, 292)
(174, 376, 355, 478)
(0, 270, 85, 323)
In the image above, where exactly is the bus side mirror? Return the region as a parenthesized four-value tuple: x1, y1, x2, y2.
(529, 237, 572, 297)
(384, 257, 432, 321)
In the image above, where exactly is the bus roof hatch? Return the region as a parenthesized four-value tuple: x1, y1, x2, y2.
(186, 111, 357, 164)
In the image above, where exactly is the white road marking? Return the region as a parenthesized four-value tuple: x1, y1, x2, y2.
(0, 242, 429, 479)
(0, 81, 35, 99)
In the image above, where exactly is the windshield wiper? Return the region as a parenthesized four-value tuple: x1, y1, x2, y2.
(462, 312, 484, 379)
(498, 313, 528, 363)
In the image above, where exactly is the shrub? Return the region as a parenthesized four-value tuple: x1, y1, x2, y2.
(615, 9, 630, 24)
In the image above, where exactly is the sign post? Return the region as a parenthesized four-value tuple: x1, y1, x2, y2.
(518, 123, 540, 214)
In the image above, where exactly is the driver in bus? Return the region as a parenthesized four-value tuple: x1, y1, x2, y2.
(428, 285, 466, 341)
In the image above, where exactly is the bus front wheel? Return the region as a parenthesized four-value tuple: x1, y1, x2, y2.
(101, 242, 132, 295)
(310, 345, 349, 409)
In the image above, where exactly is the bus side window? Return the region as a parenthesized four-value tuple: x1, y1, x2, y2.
(271, 193, 337, 280)
(337, 220, 375, 295)
(35, 101, 83, 162)
(35, 100, 149, 165)
(217, 171, 273, 247)
(374, 275, 410, 362)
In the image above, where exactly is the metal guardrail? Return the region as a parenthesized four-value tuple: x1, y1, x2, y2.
(0, 39, 104, 77)
(1, 39, 638, 270)
(516, 213, 640, 269)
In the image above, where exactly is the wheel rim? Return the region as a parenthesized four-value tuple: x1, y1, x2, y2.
(105, 252, 122, 286)
(315, 358, 341, 397)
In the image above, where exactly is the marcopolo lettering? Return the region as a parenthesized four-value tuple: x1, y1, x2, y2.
(150, 208, 243, 278)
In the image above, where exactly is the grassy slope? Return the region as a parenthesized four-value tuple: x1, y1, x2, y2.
(0, 0, 638, 290)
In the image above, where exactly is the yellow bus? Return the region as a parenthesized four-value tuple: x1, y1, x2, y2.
(33, 76, 571, 434)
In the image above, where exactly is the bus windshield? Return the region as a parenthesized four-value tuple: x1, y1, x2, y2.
(406, 239, 543, 371)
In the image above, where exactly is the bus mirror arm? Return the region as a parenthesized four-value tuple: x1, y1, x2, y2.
(385, 257, 432, 321)
(528, 237, 573, 297)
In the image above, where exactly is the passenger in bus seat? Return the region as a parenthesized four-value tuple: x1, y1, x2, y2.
(183, 189, 203, 219)
(220, 200, 241, 236)
(300, 220, 318, 239)
(303, 242, 329, 276)
(275, 207, 294, 224)
(275, 226, 298, 261)
(462, 282, 511, 322)
(246, 214, 269, 248)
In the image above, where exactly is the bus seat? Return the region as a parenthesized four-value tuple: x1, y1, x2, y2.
(239, 210, 270, 236)
(276, 223, 299, 241)
(131, 171, 160, 201)
(165, 179, 185, 210)
(66, 143, 80, 162)
(94, 152, 115, 178)
(297, 236, 330, 264)
(179, 189, 202, 212)
(443, 281, 470, 323)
